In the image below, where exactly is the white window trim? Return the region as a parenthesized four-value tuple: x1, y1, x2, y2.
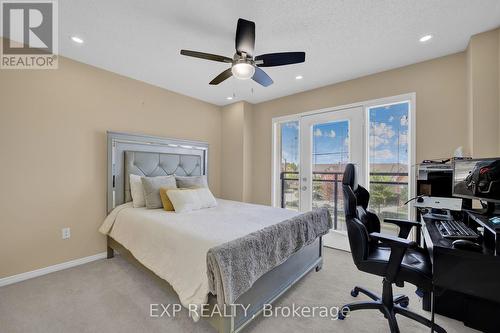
(271, 115, 300, 207)
(364, 95, 417, 219)
(271, 93, 416, 216)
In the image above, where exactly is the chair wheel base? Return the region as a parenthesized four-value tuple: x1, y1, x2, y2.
(415, 288, 425, 298)
(341, 289, 447, 333)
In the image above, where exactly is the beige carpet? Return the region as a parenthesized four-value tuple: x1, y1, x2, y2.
(0, 248, 476, 333)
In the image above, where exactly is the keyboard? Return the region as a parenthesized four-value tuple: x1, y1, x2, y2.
(435, 220, 479, 240)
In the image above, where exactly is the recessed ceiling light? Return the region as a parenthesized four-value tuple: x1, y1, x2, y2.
(419, 35, 433, 43)
(226, 96, 233, 100)
(71, 36, 84, 44)
(295, 75, 303, 80)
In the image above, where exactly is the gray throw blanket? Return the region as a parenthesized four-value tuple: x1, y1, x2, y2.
(206, 208, 332, 306)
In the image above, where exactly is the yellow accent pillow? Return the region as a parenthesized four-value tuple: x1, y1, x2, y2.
(159, 187, 177, 211)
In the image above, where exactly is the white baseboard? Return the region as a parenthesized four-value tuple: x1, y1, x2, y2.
(0, 252, 107, 287)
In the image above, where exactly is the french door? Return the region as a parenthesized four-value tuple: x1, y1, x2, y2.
(299, 107, 365, 250)
(274, 95, 414, 251)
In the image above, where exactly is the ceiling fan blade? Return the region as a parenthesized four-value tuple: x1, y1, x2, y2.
(235, 18, 255, 56)
(209, 68, 233, 85)
(255, 52, 305, 67)
(252, 67, 273, 87)
(180, 50, 232, 63)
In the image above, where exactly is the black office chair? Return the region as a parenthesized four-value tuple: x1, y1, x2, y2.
(338, 164, 446, 333)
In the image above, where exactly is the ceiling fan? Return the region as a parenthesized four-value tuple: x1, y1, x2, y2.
(180, 18, 305, 87)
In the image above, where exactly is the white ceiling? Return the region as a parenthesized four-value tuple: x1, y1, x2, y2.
(53, 1, 500, 105)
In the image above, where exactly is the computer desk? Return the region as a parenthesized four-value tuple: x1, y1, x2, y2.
(421, 212, 500, 332)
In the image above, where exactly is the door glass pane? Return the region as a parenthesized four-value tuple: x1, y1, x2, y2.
(280, 121, 299, 210)
(368, 102, 410, 234)
(312, 120, 349, 232)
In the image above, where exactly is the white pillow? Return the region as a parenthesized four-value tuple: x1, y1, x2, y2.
(167, 188, 217, 213)
(175, 175, 208, 189)
(129, 174, 145, 208)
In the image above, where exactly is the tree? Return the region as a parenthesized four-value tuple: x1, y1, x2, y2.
(281, 162, 300, 209)
(370, 175, 398, 214)
(312, 178, 324, 203)
(282, 162, 298, 173)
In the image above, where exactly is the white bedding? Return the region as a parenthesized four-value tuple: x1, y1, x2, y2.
(99, 199, 299, 316)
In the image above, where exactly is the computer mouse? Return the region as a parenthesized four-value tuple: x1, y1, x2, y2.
(417, 196, 424, 203)
(452, 239, 483, 252)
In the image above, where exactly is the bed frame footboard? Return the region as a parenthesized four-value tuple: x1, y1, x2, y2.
(106, 236, 323, 333)
(212, 237, 323, 333)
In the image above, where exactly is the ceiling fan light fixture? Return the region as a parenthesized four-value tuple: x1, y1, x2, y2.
(179, 18, 305, 87)
(231, 62, 255, 80)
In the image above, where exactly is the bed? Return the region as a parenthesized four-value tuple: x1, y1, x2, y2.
(101, 131, 328, 333)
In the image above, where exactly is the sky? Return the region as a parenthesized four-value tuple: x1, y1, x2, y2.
(312, 121, 349, 165)
(281, 102, 409, 167)
(281, 121, 300, 165)
(369, 102, 409, 165)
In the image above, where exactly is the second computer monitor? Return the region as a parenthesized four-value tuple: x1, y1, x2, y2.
(453, 158, 500, 203)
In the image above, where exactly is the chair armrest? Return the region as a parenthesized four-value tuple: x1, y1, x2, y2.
(370, 232, 417, 282)
(383, 218, 421, 239)
(384, 218, 420, 228)
(369, 232, 417, 249)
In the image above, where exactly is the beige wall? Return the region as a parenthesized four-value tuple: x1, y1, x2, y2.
(250, 53, 468, 205)
(0, 45, 222, 278)
(220, 101, 253, 202)
(466, 38, 474, 154)
(220, 102, 244, 201)
(242, 102, 254, 202)
(467, 29, 500, 157)
(497, 29, 500, 151)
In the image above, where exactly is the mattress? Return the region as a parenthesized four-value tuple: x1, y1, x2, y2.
(99, 199, 300, 315)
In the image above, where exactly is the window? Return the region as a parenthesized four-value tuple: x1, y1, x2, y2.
(272, 94, 415, 246)
(279, 121, 299, 210)
(311, 120, 350, 231)
(368, 102, 410, 226)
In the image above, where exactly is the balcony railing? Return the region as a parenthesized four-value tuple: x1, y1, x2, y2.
(280, 171, 409, 231)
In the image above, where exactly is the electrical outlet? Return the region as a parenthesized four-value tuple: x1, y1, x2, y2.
(62, 227, 71, 240)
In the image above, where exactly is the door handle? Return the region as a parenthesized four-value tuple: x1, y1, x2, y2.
(301, 186, 307, 191)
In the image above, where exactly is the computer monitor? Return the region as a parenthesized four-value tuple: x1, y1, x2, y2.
(453, 158, 500, 204)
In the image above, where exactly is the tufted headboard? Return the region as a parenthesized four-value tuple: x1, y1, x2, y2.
(107, 132, 208, 213)
(124, 151, 202, 202)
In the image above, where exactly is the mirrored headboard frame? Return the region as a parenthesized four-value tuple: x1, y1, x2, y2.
(107, 131, 209, 213)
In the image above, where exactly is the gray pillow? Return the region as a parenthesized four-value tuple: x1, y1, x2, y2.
(175, 175, 208, 189)
(141, 176, 177, 209)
